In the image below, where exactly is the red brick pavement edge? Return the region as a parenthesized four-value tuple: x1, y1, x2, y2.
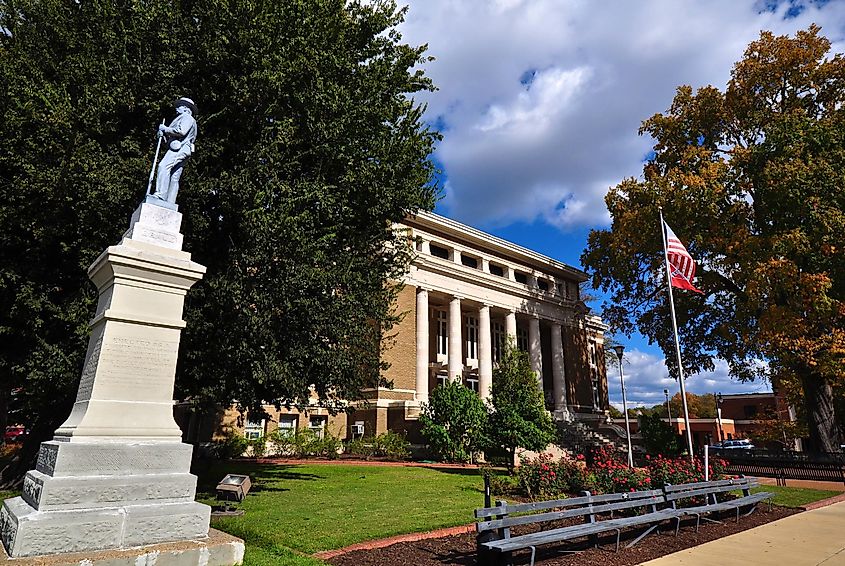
(312, 524, 476, 559)
(801, 490, 845, 511)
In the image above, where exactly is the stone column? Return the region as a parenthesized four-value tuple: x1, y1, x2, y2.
(415, 288, 429, 404)
(448, 296, 463, 383)
(528, 316, 543, 386)
(551, 323, 566, 410)
(478, 304, 493, 401)
(505, 310, 517, 347)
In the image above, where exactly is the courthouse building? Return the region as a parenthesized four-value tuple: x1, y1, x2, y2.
(186, 212, 609, 444)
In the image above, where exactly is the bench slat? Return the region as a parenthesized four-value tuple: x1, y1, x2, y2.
(477, 495, 664, 532)
(665, 483, 751, 502)
(663, 478, 744, 492)
(483, 509, 676, 552)
(475, 488, 662, 518)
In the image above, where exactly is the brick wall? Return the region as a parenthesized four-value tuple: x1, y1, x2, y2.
(382, 284, 418, 393)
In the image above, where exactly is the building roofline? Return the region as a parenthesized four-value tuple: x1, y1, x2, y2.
(408, 211, 589, 282)
(720, 393, 775, 400)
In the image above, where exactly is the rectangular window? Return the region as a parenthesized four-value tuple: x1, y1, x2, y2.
(277, 416, 297, 437)
(517, 327, 529, 351)
(489, 263, 505, 277)
(429, 244, 450, 259)
(309, 416, 327, 439)
(537, 279, 549, 292)
(588, 340, 599, 408)
(466, 376, 479, 393)
(436, 310, 448, 356)
(493, 322, 505, 363)
(466, 315, 478, 360)
(436, 371, 448, 388)
(514, 271, 528, 284)
(569, 282, 580, 301)
(244, 419, 265, 440)
(461, 255, 479, 269)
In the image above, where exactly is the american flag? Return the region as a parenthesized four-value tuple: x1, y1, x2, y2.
(664, 222, 703, 294)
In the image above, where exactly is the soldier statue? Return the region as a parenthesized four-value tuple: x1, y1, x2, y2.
(150, 97, 198, 204)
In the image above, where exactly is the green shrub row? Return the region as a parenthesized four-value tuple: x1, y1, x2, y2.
(345, 431, 411, 460)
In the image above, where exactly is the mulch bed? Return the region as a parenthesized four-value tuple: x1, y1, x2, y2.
(326, 505, 797, 566)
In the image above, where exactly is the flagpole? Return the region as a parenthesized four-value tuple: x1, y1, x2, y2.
(659, 207, 695, 460)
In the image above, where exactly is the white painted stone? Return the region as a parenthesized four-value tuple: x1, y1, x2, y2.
(1, 200, 215, 559)
(122, 502, 211, 547)
(122, 202, 184, 250)
(1, 497, 125, 557)
(23, 469, 198, 511)
(35, 442, 193, 477)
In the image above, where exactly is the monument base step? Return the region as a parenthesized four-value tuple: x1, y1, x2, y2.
(0, 527, 243, 565)
(1, 497, 210, 558)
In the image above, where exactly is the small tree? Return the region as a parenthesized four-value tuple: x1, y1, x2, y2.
(488, 346, 556, 472)
(420, 381, 488, 463)
(638, 413, 683, 457)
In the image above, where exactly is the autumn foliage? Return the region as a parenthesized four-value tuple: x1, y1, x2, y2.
(582, 26, 844, 452)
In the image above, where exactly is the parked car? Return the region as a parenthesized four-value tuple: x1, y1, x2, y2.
(714, 439, 754, 450)
(3, 426, 27, 443)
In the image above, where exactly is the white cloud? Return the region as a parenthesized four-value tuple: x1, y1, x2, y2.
(401, 0, 845, 230)
(606, 349, 771, 410)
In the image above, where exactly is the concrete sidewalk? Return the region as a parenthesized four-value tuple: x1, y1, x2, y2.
(641, 501, 845, 565)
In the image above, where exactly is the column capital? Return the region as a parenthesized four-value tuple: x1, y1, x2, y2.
(451, 294, 464, 301)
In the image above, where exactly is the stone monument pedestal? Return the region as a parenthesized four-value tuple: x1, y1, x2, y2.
(0, 200, 232, 560)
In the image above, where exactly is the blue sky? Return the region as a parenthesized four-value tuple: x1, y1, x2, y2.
(399, 0, 845, 409)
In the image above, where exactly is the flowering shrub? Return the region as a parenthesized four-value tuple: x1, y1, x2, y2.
(516, 453, 588, 499)
(514, 447, 730, 500)
(646, 454, 729, 487)
(587, 446, 651, 494)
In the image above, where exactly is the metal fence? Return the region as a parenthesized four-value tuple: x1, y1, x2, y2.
(712, 449, 845, 486)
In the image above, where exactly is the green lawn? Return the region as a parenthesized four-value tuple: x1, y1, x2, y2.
(195, 462, 485, 566)
(751, 484, 841, 507)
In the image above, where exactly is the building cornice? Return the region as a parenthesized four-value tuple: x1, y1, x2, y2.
(406, 211, 588, 282)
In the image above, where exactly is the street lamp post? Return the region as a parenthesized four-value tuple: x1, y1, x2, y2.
(715, 392, 724, 443)
(613, 345, 634, 468)
(664, 388, 672, 423)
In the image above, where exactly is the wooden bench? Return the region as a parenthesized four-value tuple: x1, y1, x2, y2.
(662, 476, 774, 533)
(475, 489, 686, 566)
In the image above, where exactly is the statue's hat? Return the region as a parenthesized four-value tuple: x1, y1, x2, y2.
(174, 97, 198, 115)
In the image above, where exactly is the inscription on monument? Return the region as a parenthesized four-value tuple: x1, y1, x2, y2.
(75, 335, 103, 402)
(36, 444, 59, 476)
(0, 506, 16, 554)
(22, 476, 42, 508)
(98, 337, 179, 394)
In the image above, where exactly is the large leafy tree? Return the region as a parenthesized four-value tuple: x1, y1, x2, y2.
(0, 0, 437, 474)
(582, 26, 844, 453)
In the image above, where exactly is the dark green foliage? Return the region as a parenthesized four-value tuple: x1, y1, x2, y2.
(638, 413, 683, 457)
(419, 381, 488, 463)
(0, 0, 438, 479)
(343, 431, 411, 460)
(267, 428, 341, 459)
(487, 346, 556, 471)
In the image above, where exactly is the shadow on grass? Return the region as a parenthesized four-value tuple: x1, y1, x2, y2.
(425, 466, 484, 477)
(194, 461, 325, 496)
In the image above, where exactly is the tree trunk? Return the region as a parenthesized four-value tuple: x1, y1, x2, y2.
(800, 373, 842, 453)
(0, 386, 8, 448)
